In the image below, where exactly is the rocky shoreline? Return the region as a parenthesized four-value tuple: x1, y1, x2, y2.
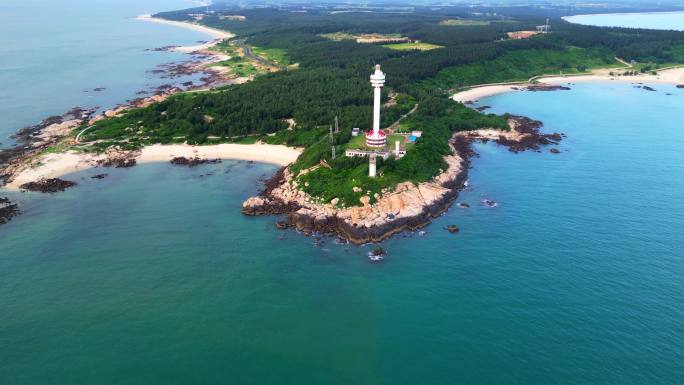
(0, 39, 238, 189)
(243, 116, 562, 244)
(0, 107, 97, 169)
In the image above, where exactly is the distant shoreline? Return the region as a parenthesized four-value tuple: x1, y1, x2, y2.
(562, 11, 684, 31)
(563, 10, 684, 19)
(453, 67, 684, 103)
(136, 14, 235, 52)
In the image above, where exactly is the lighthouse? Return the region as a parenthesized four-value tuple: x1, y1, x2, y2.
(365, 64, 387, 148)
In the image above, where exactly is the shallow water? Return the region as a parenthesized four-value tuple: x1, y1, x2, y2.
(1, 82, 683, 384)
(0, 0, 209, 147)
(564, 11, 684, 31)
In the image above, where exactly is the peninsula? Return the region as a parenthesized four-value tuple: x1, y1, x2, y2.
(2, 3, 684, 242)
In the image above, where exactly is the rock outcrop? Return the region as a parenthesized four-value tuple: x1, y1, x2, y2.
(0, 197, 20, 224)
(243, 144, 469, 244)
(524, 84, 571, 92)
(170, 156, 221, 167)
(19, 178, 77, 193)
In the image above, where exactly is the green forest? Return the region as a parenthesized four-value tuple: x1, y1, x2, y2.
(78, 4, 684, 206)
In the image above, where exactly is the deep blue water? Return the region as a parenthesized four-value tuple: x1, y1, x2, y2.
(0, 0, 209, 148)
(1, 82, 683, 384)
(564, 11, 684, 30)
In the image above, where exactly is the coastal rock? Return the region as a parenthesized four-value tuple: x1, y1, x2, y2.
(170, 156, 221, 167)
(242, 196, 300, 216)
(642, 86, 657, 92)
(368, 246, 386, 262)
(20, 178, 77, 193)
(550, 148, 561, 154)
(447, 225, 460, 233)
(677, 85, 684, 89)
(96, 149, 138, 168)
(276, 219, 292, 229)
(0, 197, 20, 224)
(524, 84, 571, 92)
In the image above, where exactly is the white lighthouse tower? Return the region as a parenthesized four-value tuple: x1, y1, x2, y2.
(365, 64, 387, 148)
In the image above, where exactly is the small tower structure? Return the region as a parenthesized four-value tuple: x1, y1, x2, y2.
(537, 18, 550, 34)
(366, 64, 387, 148)
(369, 153, 377, 178)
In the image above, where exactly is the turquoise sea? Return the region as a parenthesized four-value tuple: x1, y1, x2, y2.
(3, 3, 684, 383)
(0, 0, 209, 148)
(2, 82, 683, 383)
(564, 11, 684, 30)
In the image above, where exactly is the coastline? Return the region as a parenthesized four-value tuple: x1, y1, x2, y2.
(0, 15, 246, 192)
(242, 116, 559, 244)
(563, 10, 684, 22)
(2, 143, 302, 191)
(136, 14, 235, 52)
(453, 67, 684, 103)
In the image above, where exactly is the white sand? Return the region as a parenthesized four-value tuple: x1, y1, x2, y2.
(136, 15, 234, 53)
(3, 143, 302, 190)
(452, 67, 684, 103)
(540, 67, 684, 85)
(452, 85, 520, 103)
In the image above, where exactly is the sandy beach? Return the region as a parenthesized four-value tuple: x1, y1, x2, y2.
(136, 14, 235, 52)
(453, 67, 684, 103)
(3, 143, 302, 190)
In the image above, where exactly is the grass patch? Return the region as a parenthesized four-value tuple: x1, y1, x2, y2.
(252, 46, 291, 65)
(382, 41, 443, 51)
(319, 32, 405, 43)
(210, 57, 260, 77)
(439, 19, 491, 26)
(319, 32, 356, 41)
